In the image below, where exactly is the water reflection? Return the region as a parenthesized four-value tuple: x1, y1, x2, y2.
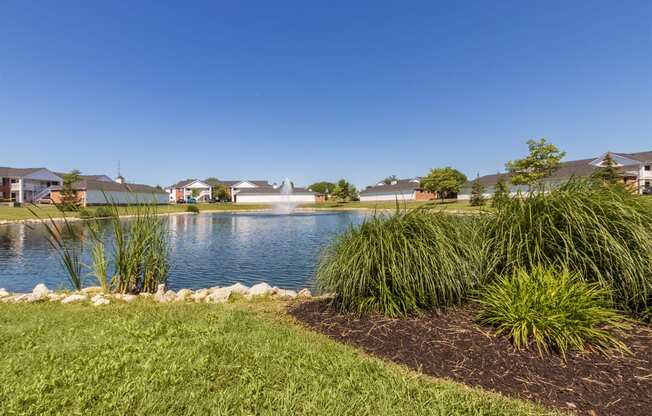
(0, 211, 366, 292)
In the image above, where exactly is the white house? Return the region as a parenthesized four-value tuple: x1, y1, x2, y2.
(166, 179, 213, 202)
(234, 185, 317, 204)
(0, 167, 63, 203)
(458, 150, 652, 200)
(359, 178, 436, 202)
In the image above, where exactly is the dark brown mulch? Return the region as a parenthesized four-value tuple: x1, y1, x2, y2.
(289, 301, 652, 416)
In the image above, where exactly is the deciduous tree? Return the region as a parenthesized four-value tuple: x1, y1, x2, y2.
(421, 167, 467, 203)
(506, 139, 566, 186)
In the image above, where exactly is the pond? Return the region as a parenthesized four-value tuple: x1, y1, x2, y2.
(0, 211, 367, 292)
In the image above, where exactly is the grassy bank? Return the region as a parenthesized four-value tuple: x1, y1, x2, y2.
(0, 300, 554, 415)
(0, 203, 271, 222)
(300, 199, 486, 212)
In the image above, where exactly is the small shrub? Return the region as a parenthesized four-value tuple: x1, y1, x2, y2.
(476, 267, 629, 357)
(316, 209, 483, 317)
(78, 208, 94, 219)
(186, 205, 200, 213)
(93, 206, 112, 218)
(483, 180, 652, 315)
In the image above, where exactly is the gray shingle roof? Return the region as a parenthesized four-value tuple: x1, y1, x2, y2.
(465, 150, 651, 188)
(0, 167, 49, 177)
(359, 179, 422, 195)
(52, 179, 166, 194)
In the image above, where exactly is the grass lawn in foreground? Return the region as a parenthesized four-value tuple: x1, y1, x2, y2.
(0, 300, 555, 415)
(0, 203, 271, 221)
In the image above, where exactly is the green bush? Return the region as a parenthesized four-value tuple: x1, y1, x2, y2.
(316, 209, 483, 317)
(483, 180, 652, 315)
(186, 205, 200, 213)
(476, 267, 629, 357)
(78, 208, 94, 219)
(93, 206, 112, 218)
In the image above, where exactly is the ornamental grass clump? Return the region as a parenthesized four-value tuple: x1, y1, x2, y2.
(316, 209, 482, 317)
(483, 180, 652, 315)
(87, 197, 169, 294)
(476, 267, 629, 357)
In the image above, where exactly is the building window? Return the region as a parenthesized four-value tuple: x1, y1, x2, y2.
(10, 178, 18, 184)
(645, 165, 651, 171)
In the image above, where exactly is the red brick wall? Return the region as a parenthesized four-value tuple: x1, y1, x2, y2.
(175, 188, 184, 201)
(51, 190, 86, 206)
(0, 178, 10, 200)
(415, 190, 436, 201)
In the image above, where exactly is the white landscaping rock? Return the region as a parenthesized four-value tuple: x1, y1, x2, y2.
(249, 282, 274, 297)
(91, 294, 110, 306)
(276, 289, 298, 299)
(297, 288, 312, 298)
(206, 288, 230, 303)
(139, 292, 153, 298)
(225, 283, 249, 295)
(122, 294, 138, 303)
(0, 288, 10, 298)
(176, 289, 192, 301)
(82, 286, 103, 294)
(191, 290, 209, 303)
(48, 293, 65, 302)
(61, 294, 88, 304)
(32, 283, 51, 297)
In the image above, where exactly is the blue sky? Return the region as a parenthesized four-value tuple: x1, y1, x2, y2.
(1, 1, 650, 188)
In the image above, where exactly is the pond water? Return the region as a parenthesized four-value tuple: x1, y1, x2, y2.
(0, 211, 367, 292)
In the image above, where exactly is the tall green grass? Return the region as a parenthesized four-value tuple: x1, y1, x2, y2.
(316, 209, 483, 316)
(27, 206, 85, 290)
(92, 200, 169, 294)
(476, 267, 629, 357)
(483, 180, 652, 314)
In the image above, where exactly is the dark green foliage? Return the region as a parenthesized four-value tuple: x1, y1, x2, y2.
(58, 170, 82, 211)
(476, 267, 629, 357)
(78, 208, 94, 219)
(93, 206, 112, 218)
(421, 167, 467, 202)
(483, 180, 652, 314)
(591, 153, 621, 185)
(307, 181, 336, 195)
(491, 175, 509, 208)
(506, 139, 565, 186)
(316, 209, 483, 317)
(469, 174, 486, 206)
(186, 204, 200, 213)
(332, 179, 358, 202)
(383, 175, 399, 184)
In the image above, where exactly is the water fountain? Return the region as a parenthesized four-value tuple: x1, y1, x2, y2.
(273, 178, 298, 214)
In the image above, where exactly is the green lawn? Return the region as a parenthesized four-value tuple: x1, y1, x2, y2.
(0, 203, 271, 221)
(0, 300, 556, 415)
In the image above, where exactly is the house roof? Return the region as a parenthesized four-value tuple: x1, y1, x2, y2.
(616, 151, 652, 163)
(236, 186, 315, 195)
(52, 179, 166, 194)
(359, 178, 422, 195)
(0, 167, 49, 177)
(54, 173, 113, 182)
(465, 150, 651, 188)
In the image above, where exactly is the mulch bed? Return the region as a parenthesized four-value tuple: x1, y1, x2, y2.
(289, 301, 652, 416)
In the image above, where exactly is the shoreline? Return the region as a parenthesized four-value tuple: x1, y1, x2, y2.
(0, 205, 480, 226)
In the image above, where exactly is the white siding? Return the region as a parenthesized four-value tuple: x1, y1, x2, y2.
(85, 190, 168, 205)
(235, 194, 316, 204)
(359, 191, 416, 202)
